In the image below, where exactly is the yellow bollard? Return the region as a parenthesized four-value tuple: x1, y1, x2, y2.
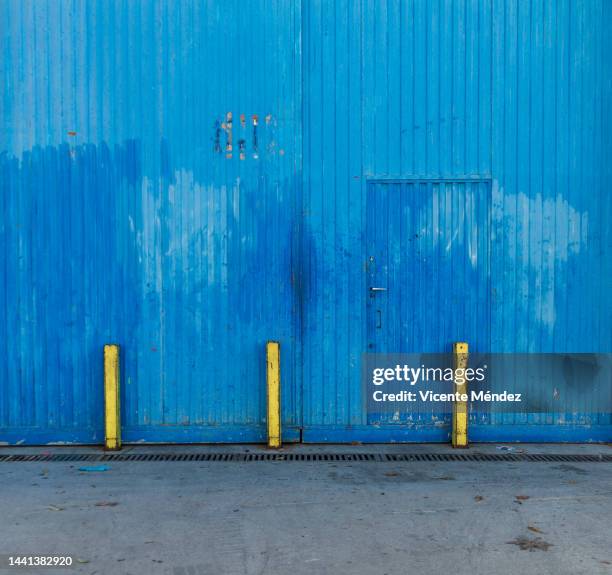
(266, 341, 281, 448)
(452, 342, 469, 448)
(104, 344, 121, 451)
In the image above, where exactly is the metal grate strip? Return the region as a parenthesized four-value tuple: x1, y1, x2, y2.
(0, 452, 610, 463)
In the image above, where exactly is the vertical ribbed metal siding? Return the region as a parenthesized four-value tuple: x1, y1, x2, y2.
(301, 0, 611, 433)
(0, 0, 302, 443)
(365, 180, 491, 354)
(1, 1, 610, 444)
(364, 179, 492, 429)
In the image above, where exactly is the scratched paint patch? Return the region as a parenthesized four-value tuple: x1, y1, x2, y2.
(211, 113, 281, 160)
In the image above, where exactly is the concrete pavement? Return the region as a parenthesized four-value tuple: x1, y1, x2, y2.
(1, 444, 611, 575)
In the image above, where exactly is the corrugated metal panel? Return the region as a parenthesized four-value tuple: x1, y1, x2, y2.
(365, 180, 491, 355)
(301, 0, 611, 441)
(365, 179, 491, 431)
(0, 0, 302, 443)
(1, 1, 610, 444)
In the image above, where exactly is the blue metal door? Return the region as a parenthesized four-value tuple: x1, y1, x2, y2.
(366, 180, 491, 354)
(365, 179, 491, 432)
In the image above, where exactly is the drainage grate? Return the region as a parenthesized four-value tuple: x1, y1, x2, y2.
(0, 452, 610, 463)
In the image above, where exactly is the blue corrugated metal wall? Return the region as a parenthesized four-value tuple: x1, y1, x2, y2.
(1, 1, 610, 444)
(0, 0, 302, 444)
(300, 0, 611, 441)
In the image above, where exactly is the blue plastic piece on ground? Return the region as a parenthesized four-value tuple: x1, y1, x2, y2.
(78, 465, 110, 472)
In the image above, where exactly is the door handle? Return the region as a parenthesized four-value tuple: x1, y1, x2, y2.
(370, 287, 387, 292)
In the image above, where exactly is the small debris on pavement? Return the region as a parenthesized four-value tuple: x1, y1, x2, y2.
(528, 525, 543, 533)
(515, 495, 530, 504)
(78, 465, 110, 472)
(474, 495, 484, 502)
(507, 536, 553, 552)
(46, 504, 64, 511)
(95, 501, 119, 507)
(496, 445, 527, 453)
